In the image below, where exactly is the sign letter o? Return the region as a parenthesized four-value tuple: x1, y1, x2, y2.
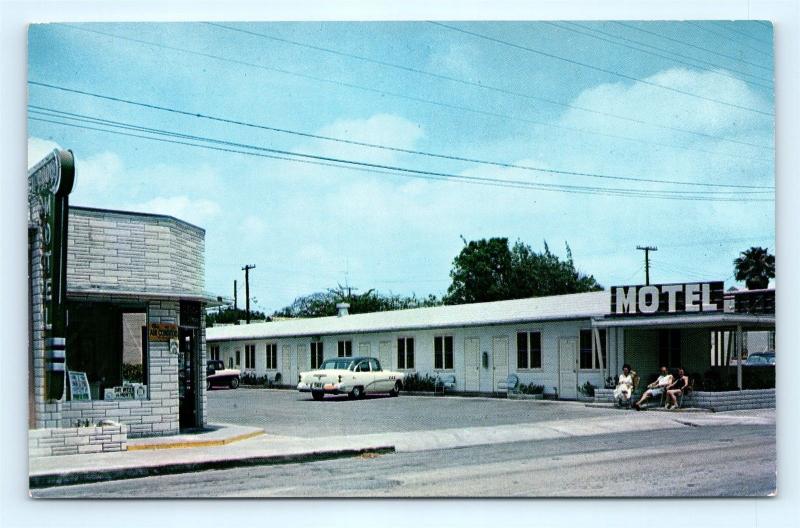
(638, 286, 660, 314)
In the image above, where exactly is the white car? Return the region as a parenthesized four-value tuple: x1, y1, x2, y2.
(297, 356, 404, 400)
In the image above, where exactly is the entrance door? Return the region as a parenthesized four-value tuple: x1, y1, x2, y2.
(282, 345, 294, 386)
(558, 337, 578, 399)
(379, 341, 391, 371)
(296, 344, 308, 373)
(358, 342, 371, 357)
(178, 327, 199, 429)
(464, 337, 480, 391)
(492, 336, 509, 391)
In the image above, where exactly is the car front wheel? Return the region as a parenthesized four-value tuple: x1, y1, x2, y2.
(350, 386, 364, 399)
(206, 380, 212, 391)
(389, 381, 401, 397)
(311, 391, 324, 401)
(229, 377, 240, 389)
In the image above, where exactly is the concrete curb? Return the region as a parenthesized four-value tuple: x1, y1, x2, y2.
(127, 430, 264, 451)
(29, 446, 395, 489)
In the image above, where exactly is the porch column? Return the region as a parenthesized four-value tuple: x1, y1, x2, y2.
(736, 324, 743, 390)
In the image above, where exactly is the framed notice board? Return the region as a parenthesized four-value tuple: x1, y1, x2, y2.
(68, 371, 91, 401)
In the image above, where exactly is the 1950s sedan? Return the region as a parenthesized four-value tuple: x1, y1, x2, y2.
(297, 356, 404, 400)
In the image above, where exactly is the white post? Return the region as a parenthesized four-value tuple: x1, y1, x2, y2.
(736, 324, 743, 390)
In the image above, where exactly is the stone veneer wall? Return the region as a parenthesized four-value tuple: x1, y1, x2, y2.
(594, 387, 776, 411)
(67, 207, 205, 295)
(28, 423, 127, 458)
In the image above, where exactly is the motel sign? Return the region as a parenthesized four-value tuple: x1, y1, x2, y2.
(610, 281, 724, 315)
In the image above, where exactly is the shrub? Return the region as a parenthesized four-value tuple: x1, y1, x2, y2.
(518, 383, 544, 395)
(402, 372, 438, 391)
(240, 372, 268, 386)
(604, 376, 616, 389)
(578, 381, 596, 397)
(122, 363, 143, 384)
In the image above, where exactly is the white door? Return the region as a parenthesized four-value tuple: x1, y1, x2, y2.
(296, 344, 308, 373)
(558, 337, 578, 399)
(492, 336, 509, 391)
(281, 344, 293, 386)
(378, 341, 391, 371)
(464, 337, 480, 391)
(358, 342, 371, 358)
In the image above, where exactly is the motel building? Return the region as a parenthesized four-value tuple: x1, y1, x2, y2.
(207, 282, 775, 403)
(28, 150, 221, 457)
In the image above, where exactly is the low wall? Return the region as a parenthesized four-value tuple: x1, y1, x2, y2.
(29, 423, 128, 458)
(594, 387, 775, 411)
(60, 399, 179, 438)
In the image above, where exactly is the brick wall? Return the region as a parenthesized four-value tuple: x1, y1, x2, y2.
(67, 207, 205, 296)
(29, 423, 127, 458)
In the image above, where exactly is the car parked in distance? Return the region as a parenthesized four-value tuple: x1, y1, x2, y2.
(206, 360, 241, 389)
(744, 352, 775, 366)
(297, 356, 404, 400)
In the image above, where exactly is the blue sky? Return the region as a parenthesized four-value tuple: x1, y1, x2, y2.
(27, 21, 775, 313)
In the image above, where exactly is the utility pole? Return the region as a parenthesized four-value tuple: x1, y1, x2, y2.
(636, 245, 658, 285)
(233, 280, 238, 310)
(241, 264, 256, 324)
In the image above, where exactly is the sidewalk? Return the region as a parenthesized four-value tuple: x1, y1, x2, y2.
(29, 409, 775, 489)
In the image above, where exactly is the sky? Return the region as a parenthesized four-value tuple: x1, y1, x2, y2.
(27, 21, 775, 314)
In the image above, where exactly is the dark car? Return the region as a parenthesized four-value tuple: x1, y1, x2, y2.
(206, 360, 241, 389)
(744, 352, 775, 366)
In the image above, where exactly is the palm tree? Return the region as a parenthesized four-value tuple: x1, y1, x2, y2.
(733, 247, 775, 290)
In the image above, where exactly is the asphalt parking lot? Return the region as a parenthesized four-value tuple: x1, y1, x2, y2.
(207, 387, 622, 437)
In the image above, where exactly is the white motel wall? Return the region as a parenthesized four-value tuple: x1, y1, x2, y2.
(206, 292, 616, 398)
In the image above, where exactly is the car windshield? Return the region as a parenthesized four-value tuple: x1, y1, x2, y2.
(318, 358, 356, 370)
(746, 354, 774, 365)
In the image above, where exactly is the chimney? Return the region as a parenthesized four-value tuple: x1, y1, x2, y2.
(336, 303, 350, 317)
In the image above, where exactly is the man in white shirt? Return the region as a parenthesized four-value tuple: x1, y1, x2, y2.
(633, 366, 673, 410)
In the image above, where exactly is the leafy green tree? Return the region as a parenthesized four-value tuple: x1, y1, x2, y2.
(206, 307, 267, 327)
(273, 285, 441, 318)
(444, 237, 602, 304)
(734, 246, 775, 290)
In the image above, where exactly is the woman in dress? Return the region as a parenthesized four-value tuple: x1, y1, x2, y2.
(614, 364, 635, 406)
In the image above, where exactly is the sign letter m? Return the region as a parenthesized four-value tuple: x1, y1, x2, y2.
(615, 286, 637, 314)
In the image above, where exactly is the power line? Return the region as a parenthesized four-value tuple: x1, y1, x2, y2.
(615, 22, 773, 73)
(205, 22, 773, 152)
(429, 22, 774, 117)
(556, 21, 773, 87)
(27, 93, 774, 190)
(51, 24, 773, 163)
(28, 112, 772, 202)
(686, 21, 773, 59)
(711, 21, 773, 47)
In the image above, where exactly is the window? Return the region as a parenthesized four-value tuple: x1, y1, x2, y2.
(517, 331, 542, 369)
(369, 358, 381, 371)
(658, 329, 681, 368)
(397, 337, 415, 369)
(235, 349, 241, 367)
(579, 329, 607, 370)
(434, 336, 454, 370)
(228, 357, 233, 369)
(245, 344, 256, 369)
(265, 343, 278, 369)
(311, 342, 324, 369)
(210, 345, 220, 361)
(355, 360, 371, 372)
(337, 340, 352, 357)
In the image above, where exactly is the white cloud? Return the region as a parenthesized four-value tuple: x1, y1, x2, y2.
(74, 151, 123, 194)
(313, 113, 424, 164)
(126, 195, 221, 227)
(27, 137, 61, 169)
(427, 42, 482, 79)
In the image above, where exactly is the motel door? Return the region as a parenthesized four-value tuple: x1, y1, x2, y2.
(379, 341, 391, 371)
(282, 345, 296, 386)
(464, 337, 480, 391)
(358, 342, 371, 357)
(296, 344, 308, 374)
(492, 336, 509, 391)
(559, 337, 578, 399)
(178, 327, 200, 430)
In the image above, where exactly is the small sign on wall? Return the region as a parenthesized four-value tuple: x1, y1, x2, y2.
(68, 371, 91, 401)
(149, 323, 178, 342)
(169, 338, 179, 355)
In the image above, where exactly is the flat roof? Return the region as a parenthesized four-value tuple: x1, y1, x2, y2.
(70, 205, 205, 233)
(67, 288, 225, 306)
(207, 291, 610, 342)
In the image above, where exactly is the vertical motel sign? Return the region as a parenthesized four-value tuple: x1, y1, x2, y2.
(29, 149, 75, 400)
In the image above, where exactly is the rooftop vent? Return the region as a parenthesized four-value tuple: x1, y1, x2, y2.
(336, 303, 350, 317)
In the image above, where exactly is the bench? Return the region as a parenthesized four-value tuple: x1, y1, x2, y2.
(434, 374, 457, 395)
(497, 374, 520, 396)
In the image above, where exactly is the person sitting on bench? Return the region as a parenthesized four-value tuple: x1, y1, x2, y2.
(613, 363, 635, 406)
(665, 367, 689, 410)
(633, 366, 673, 410)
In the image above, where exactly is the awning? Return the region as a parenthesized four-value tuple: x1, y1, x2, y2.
(592, 312, 774, 330)
(67, 288, 227, 306)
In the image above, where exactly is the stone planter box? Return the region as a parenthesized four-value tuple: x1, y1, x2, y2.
(29, 422, 128, 458)
(592, 387, 774, 411)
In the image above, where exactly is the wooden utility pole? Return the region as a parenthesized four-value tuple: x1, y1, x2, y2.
(242, 265, 256, 324)
(636, 245, 658, 285)
(233, 279, 238, 310)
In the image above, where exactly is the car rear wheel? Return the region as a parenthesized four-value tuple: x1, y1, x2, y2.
(390, 381, 401, 397)
(311, 391, 324, 401)
(229, 377, 240, 389)
(206, 380, 212, 391)
(350, 386, 364, 399)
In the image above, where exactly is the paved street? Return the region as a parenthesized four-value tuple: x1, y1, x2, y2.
(206, 388, 624, 436)
(34, 424, 775, 498)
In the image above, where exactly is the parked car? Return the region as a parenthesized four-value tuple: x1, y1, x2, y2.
(206, 360, 240, 389)
(744, 352, 775, 366)
(297, 356, 404, 400)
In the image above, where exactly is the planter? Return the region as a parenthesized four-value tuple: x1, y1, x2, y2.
(509, 393, 544, 400)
